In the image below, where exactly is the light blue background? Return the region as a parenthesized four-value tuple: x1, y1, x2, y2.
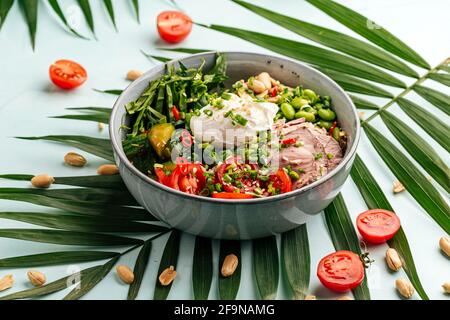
(0, 0, 449, 300)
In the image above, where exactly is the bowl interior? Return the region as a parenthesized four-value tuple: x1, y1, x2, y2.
(110, 52, 360, 202)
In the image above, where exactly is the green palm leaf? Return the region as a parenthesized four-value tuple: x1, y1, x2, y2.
(51, 113, 110, 124)
(351, 155, 429, 300)
(0, 251, 117, 268)
(67, 107, 111, 113)
(0, 0, 14, 29)
(206, 24, 406, 88)
(281, 225, 310, 300)
(102, 0, 117, 31)
(0, 174, 126, 190)
(253, 236, 279, 300)
(128, 241, 152, 300)
(396, 98, 450, 153)
(131, 0, 139, 23)
(141, 50, 172, 63)
(218, 240, 241, 300)
(18, 0, 38, 50)
(0, 229, 142, 246)
(380, 111, 450, 193)
(413, 85, 450, 116)
(47, 0, 88, 39)
(0, 265, 100, 300)
(64, 256, 118, 300)
(158, 48, 211, 54)
(153, 231, 181, 300)
(17, 135, 114, 161)
(350, 95, 379, 110)
(94, 89, 123, 95)
(305, 0, 430, 69)
(0, 191, 152, 221)
(76, 0, 95, 38)
(428, 73, 450, 87)
(0, 212, 166, 233)
(364, 124, 450, 233)
(232, 0, 418, 78)
(318, 67, 393, 98)
(0, 187, 136, 205)
(192, 237, 213, 300)
(324, 194, 371, 300)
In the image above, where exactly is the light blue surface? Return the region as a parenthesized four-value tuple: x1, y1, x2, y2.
(0, 0, 449, 300)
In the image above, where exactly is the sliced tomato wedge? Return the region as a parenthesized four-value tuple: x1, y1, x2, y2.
(270, 168, 292, 194)
(356, 209, 401, 244)
(212, 192, 254, 199)
(49, 60, 87, 90)
(172, 105, 181, 121)
(157, 11, 192, 43)
(155, 163, 205, 195)
(317, 250, 365, 292)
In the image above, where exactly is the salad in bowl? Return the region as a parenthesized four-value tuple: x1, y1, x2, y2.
(121, 53, 346, 200)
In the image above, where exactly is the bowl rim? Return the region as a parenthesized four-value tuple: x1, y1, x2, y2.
(110, 51, 361, 204)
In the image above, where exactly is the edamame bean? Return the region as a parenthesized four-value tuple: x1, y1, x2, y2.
(281, 103, 296, 120)
(295, 111, 315, 122)
(291, 97, 309, 109)
(314, 103, 324, 110)
(303, 106, 317, 115)
(303, 89, 318, 103)
(318, 120, 333, 129)
(318, 108, 336, 121)
(332, 127, 341, 141)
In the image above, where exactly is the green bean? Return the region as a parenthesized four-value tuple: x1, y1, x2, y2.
(318, 120, 333, 129)
(295, 111, 315, 122)
(303, 89, 318, 104)
(332, 127, 341, 141)
(291, 97, 309, 109)
(281, 103, 296, 120)
(318, 108, 336, 121)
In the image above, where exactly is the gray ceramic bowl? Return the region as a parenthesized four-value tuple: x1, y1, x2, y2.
(110, 52, 360, 240)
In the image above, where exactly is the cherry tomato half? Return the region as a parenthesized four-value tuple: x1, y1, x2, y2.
(157, 11, 193, 43)
(49, 60, 87, 90)
(356, 209, 401, 244)
(212, 192, 254, 199)
(317, 250, 365, 292)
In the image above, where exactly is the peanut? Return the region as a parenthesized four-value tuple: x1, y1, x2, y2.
(97, 164, 119, 175)
(64, 152, 87, 167)
(393, 180, 405, 194)
(116, 265, 134, 284)
(126, 70, 143, 81)
(304, 295, 316, 300)
(256, 72, 272, 90)
(247, 78, 266, 94)
(27, 270, 46, 287)
(31, 174, 55, 188)
(159, 266, 177, 286)
(385, 248, 402, 271)
(442, 282, 450, 294)
(0, 274, 13, 292)
(221, 254, 238, 277)
(439, 236, 450, 257)
(395, 278, 414, 299)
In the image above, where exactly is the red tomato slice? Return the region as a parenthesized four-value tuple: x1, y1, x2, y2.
(158, 163, 205, 195)
(317, 250, 365, 292)
(172, 105, 181, 121)
(49, 60, 87, 90)
(272, 168, 292, 194)
(157, 11, 192, 43)
(212, 192, 254, 199)
(356, 209, 401, 244)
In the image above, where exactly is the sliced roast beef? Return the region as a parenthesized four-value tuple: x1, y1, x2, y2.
(277, 120, 343, 189)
